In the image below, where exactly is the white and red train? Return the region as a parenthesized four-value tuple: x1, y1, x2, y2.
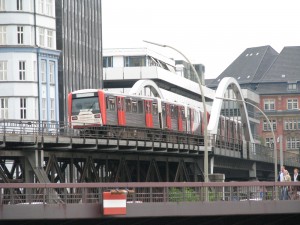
(68, 89, 243, 148)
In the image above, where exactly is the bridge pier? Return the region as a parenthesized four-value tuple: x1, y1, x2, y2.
(249, 162, 257, 180)
(209, 156, 214, 174)
(23, 154, 34, 183)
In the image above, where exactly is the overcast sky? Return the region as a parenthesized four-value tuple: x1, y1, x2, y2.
(102, 0, 300, 79)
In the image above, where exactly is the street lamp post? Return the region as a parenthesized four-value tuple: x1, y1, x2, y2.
(143, 40, 209, 184)
(216, 97, 278, 183)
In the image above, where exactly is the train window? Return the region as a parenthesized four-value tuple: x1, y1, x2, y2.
(153, 103, 158, 115)
(125, 99, 131, 112)
(181, 107, 185, 120)
(138, 101, 143, 114)
(132, 101, 137, 113)
(117, 98, 124, 111)
(145, 101, 152, 113)
(72, 96, 99, 115)
(106, 97, 116, 111)
(171, 105, 177, 118)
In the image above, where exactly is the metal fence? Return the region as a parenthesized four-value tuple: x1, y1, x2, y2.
(0, 119, 207, 146)
(0, 182, 299, 205)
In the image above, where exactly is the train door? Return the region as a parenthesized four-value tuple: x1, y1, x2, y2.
(186, 107, 191, 133)
(166, 103, 171, 129)
(145, 100, 153, 128)
(178, 106, 183, 132)
(190, 108, 194, 134)
(117, 96, 126, 126)
(201, 112, 210, 136)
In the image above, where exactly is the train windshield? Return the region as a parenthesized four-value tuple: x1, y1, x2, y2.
(72, 97, 100, 115)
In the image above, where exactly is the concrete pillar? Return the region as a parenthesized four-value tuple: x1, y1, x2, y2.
(35, 150, 44, 168)
(208, 173, 225, 182)
(208, 173, 225, 201)
(209, 156, 214, 174)
(249, 162, 257, 180)
(24, 155, 34, 183)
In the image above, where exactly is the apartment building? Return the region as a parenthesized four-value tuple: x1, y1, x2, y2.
(0, 0, 60, 121)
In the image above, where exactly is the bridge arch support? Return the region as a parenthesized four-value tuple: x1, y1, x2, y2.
(129, 80, 164, 99)
(207, 77, 254, 143)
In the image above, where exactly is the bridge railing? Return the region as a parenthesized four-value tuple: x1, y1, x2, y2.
(0, 119, 209, 147)
(0, 119, 298, 166)
(0, 182, 299, 205)
(250, 143, 300, 166)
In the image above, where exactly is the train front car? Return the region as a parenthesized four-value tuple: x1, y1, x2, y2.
(68, 89, 105, 129)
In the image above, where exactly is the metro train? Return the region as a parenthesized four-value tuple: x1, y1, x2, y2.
(68, 89, 243, 149)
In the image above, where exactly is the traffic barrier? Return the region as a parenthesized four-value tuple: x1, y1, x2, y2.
(103, 191, 127, 215)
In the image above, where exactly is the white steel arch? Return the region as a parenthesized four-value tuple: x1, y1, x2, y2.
(207, 77, 254, 143)
(129, 80, 164, 98)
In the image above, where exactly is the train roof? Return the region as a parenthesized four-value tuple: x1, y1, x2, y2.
(71, 89, 158, 101)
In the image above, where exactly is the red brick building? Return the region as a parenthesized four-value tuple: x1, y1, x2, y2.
(208, 46, 300, 154)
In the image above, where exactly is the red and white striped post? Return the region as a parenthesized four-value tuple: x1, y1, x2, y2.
(103, 191, 127, 215)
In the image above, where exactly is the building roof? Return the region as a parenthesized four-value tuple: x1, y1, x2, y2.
(205, 79, 214, 86)
(208, 46, 278, 88)
(258, 46, 300, 83)
(255, 83, 290, 95)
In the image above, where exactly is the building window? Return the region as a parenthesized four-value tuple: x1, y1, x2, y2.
(0, 61, 7, 80)
(124, 56, 146, 67)
(41, 60, 46, 82)
(265, 137, 274, 148)
(17, 26, 24, 44)
(42, 98, 46, 120)
(38, 0, 44, 14)
(19, 61, 26, 80)
(263, 119, 276, 131)
(103, 56, 113, 68)
(49, 61, 54, 83)
(20, 98, 26, 119)
(17, 0, 23, 10)
(287, 99, 298, 110)
(0, 98, 8, 119)
(0, 0, 5, 11)
(50, 98, 55, 120)
(39, 28, 45, 46)
(264, 99, 275, 110)
(286, 137, 300, 150)
(0, 26, 6, 44)
(47, 30, 53, 48)
(284, 118, 299, 130)
(46, 0, 53, 16)
(288, 83, 297, 90)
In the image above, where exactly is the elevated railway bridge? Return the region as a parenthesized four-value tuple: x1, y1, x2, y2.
(0, 77, 300, 222)
(0, 119, 298, 185)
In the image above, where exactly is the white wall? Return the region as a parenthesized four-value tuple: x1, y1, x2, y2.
(113, 56, 124, 67)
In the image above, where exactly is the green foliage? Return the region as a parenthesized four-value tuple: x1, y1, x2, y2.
(168, 187, 199, 202)
(209, 191, 223, 201)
